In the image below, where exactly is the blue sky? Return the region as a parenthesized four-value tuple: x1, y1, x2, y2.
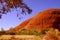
(0, 0, 60, 30)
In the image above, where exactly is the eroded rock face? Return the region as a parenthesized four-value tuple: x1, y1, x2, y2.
(14, 8, 60, 31)
(24, 9, 60, 30)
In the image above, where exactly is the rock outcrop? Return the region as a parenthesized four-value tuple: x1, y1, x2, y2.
(14, 8, 60, 31)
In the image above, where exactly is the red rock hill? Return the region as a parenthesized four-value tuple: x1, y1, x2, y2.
(13, 8, 60, 31)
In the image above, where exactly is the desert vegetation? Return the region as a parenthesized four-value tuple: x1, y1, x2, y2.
(0, 35, 41, 40)
(0, 28, 49, 35)
(0, 28, 60, 40)
(42, 28, 60, 40)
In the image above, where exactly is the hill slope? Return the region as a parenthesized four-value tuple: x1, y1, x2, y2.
(14, 8, 60, 31)
(13, 18, 32, 31)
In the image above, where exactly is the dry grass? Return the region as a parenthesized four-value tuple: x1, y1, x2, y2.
(0, 35, 41, 40)
(0, 28, 60, 40)
(42, 28, 60, 40)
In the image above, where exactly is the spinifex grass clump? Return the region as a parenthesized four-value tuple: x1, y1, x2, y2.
(42, 28, 60, 40)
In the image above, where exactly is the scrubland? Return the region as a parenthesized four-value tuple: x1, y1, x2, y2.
(0, 28, 60, 40)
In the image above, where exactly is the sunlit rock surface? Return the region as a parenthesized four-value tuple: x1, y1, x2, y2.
(14, 8, 60, 31)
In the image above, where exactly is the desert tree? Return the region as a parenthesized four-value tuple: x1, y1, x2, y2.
(0, 0, 32, 18)
(0, 28, 6, 35)
(7, 27, 17, 35)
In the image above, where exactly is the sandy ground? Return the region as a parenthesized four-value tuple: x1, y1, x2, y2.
(0, 35, 41, 40)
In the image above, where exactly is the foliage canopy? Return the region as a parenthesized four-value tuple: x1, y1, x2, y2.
(0, 0, 32, 18)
